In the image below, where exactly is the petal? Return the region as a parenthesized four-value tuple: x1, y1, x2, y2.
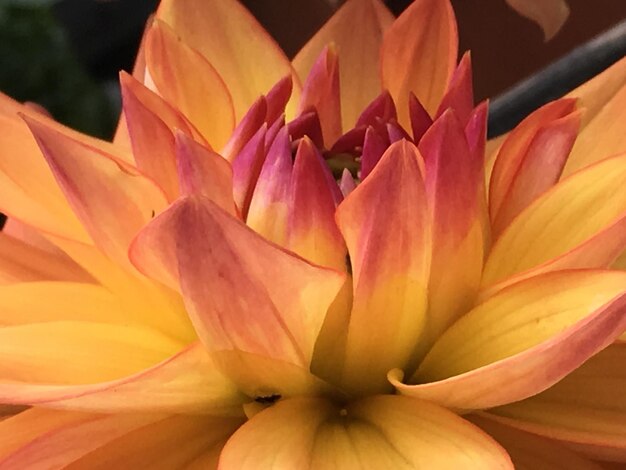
(120, 73, 180, 201)
(156, 0, 300, 120)
(470, 415, 604, 470)
(336, 140, 431, 394)
(489, 98, 577, 228)
(0, 282, 131, 325)
(492, 109, 581, 237)
(287, 137, 346, 270)
(360, 126, 389, 180)
(297, 45, 342, 145)
(0, 233, 91, 284)
(0, 321, 181, 389)
(435, 52, 474, 126)
(392, 270, 626, 410)
(408, 93, 433, 142)
(381, 0, 458, 126)
(0, 409, 241, 470)
(0, 343, 244, 416)
(137, 196, 345, 370)
(418, 110, 486, 345)
(483, 154, 626, 286)
(564, 57, 626, 176)
(231, 125, 268, 218)
(488, 343, 626, 463)
(145, 20, 235, 149)
(246, 126, 293, 245)
(292, 0, 394, 130)
(219, 395, 512, 468)
(220, 96, 266, 162)
(505, 0, 569, 41)
(24, 115, 169, 271)
(174, 131, 236, 215)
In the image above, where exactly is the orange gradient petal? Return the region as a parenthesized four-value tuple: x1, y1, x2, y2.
(505, 0, 569, 41)
(337, 140, 431, 394)
(145, 20, 235, 149)
(381, 0, 457, 126)
(156, 0, 300, 120)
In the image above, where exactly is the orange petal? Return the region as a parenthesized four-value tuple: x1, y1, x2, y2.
(246, 126, 293, 245)
(0, 233, 91, 284)
(0, 343, 244, 416)
(492, 110, 581, 237)
(487, 343, 626, 463)
(505, 0, 569, 41)
(489, 98, 576, 227)
(418, 110, 486, 346)
(0, 409, 241, 470)
(287, 137, 346, 270)
(24, 115, 169, 271)
(293, 0, 394, 130)
(297, 45, 342, 145)
(145, 20, 235, 149)
(156, 0, 300, 120)
(219, 395, 512, 468)
(470, 415, 604, 470)
(174, 131, 236, 215)
(336, 140, 431, 394)
(483, 154, 626, 286)
(564, 56, 626, 176)
(381, 0, 458, 126)
(392, 270, 626, 411)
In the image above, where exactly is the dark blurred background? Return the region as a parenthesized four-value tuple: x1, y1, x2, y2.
(1, 0, 625, 140)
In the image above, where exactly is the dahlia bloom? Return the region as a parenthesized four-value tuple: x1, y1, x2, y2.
(0, 0, 625, 467)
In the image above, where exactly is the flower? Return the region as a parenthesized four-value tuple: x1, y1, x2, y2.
(0, 0, 626, 467)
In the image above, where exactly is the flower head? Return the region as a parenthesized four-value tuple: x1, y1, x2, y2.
(0, 0, 625, 467)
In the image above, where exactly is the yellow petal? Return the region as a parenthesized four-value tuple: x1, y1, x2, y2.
(156, 0, 300, 120)
(0, 321, 181, 388)
(293, 0, 393, 130)
(470, 415, 604, 470)
(483, 154, 626, 286)
(564, 57, 626, 176)
(505, 0, 569, 41)
(0, 233, 91, 284)
(145, 20, 235, 149)
(219, 395, 512, 468)
(0, 343, 244, 416)
(381, 0, 457, 126)
(395, 270, 626, 410)
(24, 115, 169, 272)
(336, 140, 431, 394)
(488, 343, 626, 463)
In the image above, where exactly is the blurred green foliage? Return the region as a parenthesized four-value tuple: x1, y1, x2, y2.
(0, 1, 116, 138)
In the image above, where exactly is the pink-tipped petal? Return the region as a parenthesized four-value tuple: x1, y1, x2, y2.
(265, 76, 293, 125)
(297, 45, 342, 146)
(219, 395, 512, 469)
(175, 131, 236, 215)
(287, 137, 346, 270)
(435, 51, 475, 126)
(336, 140, 431, 394)
(339, 168, 357, 197)
(408, 92, 434, 143)
(293, 0, 394, 130)
(287, 110, 324, 149)
(231, 124, 267, 218)
(381, 0, 458, 126)
(247, 126, 293, 245)
(24, 115, 169, 272)
(221, 96, 267, 162)
(360, 126, 389, 180)
(144, 20, 235, 149)
(392, 271, 626, 411)
(418, 110, 486, 344)
(355, 90, 398, 128)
